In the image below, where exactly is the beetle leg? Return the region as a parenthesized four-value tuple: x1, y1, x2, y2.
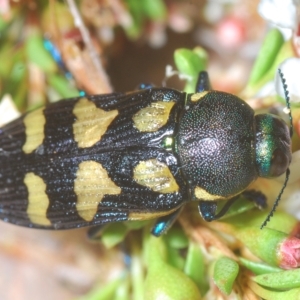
(198, 201, 217, 221)
(198, 197, 239, 221)
(198, 190, 267, 222)
(136, 83, 155, 90)
(195, 71, 211, 92)
(241, 189, 267, 209)
(86, 224, 107, 240)
(151, 207, 183, 237)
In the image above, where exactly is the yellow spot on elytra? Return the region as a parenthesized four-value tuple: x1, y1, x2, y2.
(133, 159, 179, 193)
(74, 161, 121, 222)
(24, 172, 51, 226)
(128, 207, 178, 221)
(22, 107, 46, 154)
(132, 101, 175, 132)
(194, 186, 226, 201)
(191, 91, 209, 102)
(73, 98, 118, 148)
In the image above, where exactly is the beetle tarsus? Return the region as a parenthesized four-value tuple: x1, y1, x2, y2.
(136, 83, 154, 90)
(196, 71, 211, 92)
(151, 207, 183, 237)
(198, 197, 241, 221)
(198, 201, 218, 221)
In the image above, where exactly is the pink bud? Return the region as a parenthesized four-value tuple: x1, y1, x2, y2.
(216, 16, 245, 49)
(279, 237, 300, 269)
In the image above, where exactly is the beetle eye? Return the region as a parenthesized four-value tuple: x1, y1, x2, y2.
(269, 148, 289, 177)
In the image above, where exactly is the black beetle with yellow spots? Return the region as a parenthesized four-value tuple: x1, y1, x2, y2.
(0, 71, 292, 236)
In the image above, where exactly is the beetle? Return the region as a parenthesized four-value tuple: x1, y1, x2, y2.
(0, 71, 292, 237)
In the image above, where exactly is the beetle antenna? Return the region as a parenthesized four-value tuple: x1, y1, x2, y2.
(260, 69, 293, 229)
(278, 68, 293, 137)
(260, 168, 290, 229)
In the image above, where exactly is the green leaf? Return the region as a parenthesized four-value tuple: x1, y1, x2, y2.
(174, 48, 207, 77)
(213, 257, 239, 295)
(236, 227, 287, 267)
(26, 34, 57, 73)
(114, 278, 130, 300)
(225, 210, 298, 235)
(48, 74, 79, 99)
(174, 48, 208, 92)
(142, 0, 167, 20)
(164, 225, 189, 249)
(250, 282, 300, 300)
(101, 223, 128, 248)
(144, 260, 202, 300)
(163, 226, 188, 269)
(0, 44, 23, 77)
(124, 0, 144, 38)
(12, 74, 28, 109)
(218, 197, 256, 219)
(144, 236, 202, 300)
(78, 277, 123, 300)
(239, 258, 282, 275)
(125, 220, 149, 230)
(253, 269, 300, 290)
(184, 242, 209, 295)
(0, 15, 8, 31)
(248, 29, 284, 86)
(130, 241, 144, 300)
(166, 246, 185, 270)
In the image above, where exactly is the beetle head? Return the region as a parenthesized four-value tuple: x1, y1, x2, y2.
(255, 114, 292, 178)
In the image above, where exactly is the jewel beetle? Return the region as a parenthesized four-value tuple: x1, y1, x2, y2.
(0, 70, 292, 237)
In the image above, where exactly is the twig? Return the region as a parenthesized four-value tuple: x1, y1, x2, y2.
(65, 0, 112, 93)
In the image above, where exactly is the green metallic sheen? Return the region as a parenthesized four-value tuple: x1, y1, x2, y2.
(255, 114, 291, 178)
(163, 136, 174, 151)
